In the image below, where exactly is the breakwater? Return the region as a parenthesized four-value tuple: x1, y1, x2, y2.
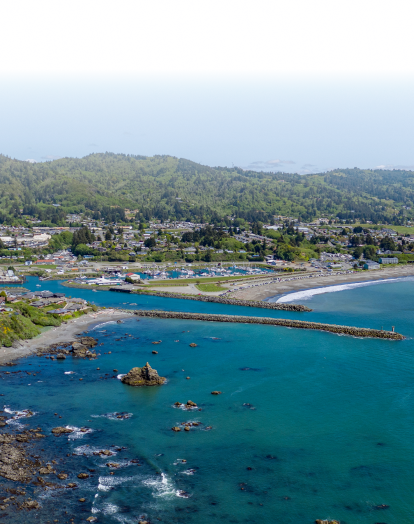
(110, 287, 312, 312)
(133, 310, 404, 340)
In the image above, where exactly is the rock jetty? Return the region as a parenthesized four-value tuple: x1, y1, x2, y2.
(112, 287, 312, 312)
(133, 310, 404, 340)
(121, 362, 166, 386)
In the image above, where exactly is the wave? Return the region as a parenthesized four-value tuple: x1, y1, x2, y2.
(275, 277, 409, 303)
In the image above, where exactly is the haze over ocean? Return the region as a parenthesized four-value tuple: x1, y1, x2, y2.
(2, 75, 414, 174)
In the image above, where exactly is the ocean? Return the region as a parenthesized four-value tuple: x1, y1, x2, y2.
(2, 277, 414, 523)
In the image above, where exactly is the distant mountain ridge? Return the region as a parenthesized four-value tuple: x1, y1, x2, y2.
(0, 152, 413, 224)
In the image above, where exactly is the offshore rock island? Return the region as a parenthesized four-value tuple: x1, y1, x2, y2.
(121, 363, 166, 386)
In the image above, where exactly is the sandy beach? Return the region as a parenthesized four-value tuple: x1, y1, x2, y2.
(230, 265, 414, 301)
(0, 308, 133, 365)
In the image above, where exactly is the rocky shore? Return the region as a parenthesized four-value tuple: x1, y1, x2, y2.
(0, 309, 133, 365)
(133, 310, 404, 340)
(127, 288, 312, 312)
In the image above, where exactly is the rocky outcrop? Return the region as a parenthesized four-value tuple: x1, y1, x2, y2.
(79, 336, 98, 347)
(71, 340, 97, 359)
(121, 363, 166, 386)
(133, 310, 404, 340)
(315, 520, 340, 524)
(51, 427, 74, 436)
(0, 444, 33, 482)
(211, 391, 222, 395)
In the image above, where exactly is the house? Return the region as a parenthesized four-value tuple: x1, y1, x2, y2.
(363, 261, 380, 270)
(379, 257, 398, 264)
(47, 308, 67, 315)
(25, 260, 33, 266)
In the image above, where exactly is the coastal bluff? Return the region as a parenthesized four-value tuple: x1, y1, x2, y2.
(133, 310, 404, 340)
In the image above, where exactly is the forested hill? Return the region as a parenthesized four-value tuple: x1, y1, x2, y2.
(1, 152, 414, 225)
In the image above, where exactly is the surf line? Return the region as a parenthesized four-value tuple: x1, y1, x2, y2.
(133, 310, 403, 340)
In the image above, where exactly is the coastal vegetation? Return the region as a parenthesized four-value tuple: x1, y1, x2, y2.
(1, 153, 414, 226)
(0, 294, 93, 346)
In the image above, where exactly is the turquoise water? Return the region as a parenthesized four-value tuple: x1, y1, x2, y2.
(2, 277, 414, 522)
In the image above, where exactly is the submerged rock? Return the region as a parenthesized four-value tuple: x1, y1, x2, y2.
(211, 391, 222, 395)
(121, 363, 166, 386)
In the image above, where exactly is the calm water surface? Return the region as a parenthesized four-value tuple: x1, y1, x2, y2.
(1, 277, 414, 523)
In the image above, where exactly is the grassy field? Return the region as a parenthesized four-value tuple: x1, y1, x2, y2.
(195, 283, 227, 292)
(352, 224, 414, 235)
(147, 274, 274, 286)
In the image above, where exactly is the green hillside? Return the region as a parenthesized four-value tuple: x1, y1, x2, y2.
(0, 152, 413, 225)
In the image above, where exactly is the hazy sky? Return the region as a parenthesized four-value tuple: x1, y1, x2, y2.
(1, 0, 414, 173)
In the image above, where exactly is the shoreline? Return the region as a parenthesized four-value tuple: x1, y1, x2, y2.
(229, 266, 414, 302)
(0, 309, 133, 365)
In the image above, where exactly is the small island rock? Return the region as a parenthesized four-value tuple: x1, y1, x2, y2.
(51, 427, 74, 436)
(121, 362, 166, 387)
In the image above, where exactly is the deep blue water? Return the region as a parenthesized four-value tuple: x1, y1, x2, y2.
(2, 277, 414, 523)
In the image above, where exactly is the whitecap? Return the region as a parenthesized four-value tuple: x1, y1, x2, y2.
(74, 444, 118, 456)
(66, 425, 93, 439)
(91, 412, 132, 420)
(117, 374, 126, 380)
(98, 475, 134, 492)
(4, 407, 36, 427)
(90, 321, 118, 331)
(64, 371, 75, 374)
(274, 278, 403, 303)
(142, 472, 178, 498)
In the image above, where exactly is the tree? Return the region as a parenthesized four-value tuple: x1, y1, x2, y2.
(105, 229, 112, 241)
(144, 237, 156, 248)
(72, 227, 95, 247)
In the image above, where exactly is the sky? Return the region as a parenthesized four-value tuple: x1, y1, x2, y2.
(1, 0, 414, 173)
